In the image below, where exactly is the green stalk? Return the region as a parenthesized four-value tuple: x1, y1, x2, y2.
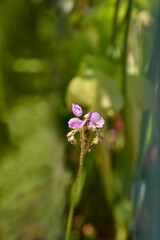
(122, 0, 134, 97)
(112, 0, 121, 46)
(122, 0, 134, 195)
(65, 131, 86, 240)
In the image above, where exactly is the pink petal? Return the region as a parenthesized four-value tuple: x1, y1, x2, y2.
(97, 117, 105, 128)
(91, 112, 100, 123)
(72, 103, 83, 117)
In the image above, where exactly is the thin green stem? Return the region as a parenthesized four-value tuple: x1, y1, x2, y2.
(112, 0, 121, 46)
(122, 0, 134, 195)
(0, 14, 6, 119)
(65, 133, 86, 240)
(122, 0, 133, 97)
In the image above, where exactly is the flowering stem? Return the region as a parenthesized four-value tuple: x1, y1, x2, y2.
(66, 106, 105, 239)
(65, 131, 86, 240)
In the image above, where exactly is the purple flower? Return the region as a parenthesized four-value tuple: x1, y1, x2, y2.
(89, 112, 105, 128)
(83, 111, 93, 127)
(68, 118, 83, 129)
(72, 103, 83, 117)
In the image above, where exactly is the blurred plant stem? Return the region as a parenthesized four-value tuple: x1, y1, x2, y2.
(112, 0, 121, 46)
(0, 14, 11, 151)
(0, 68, 5, 118)
(96, 125, 113, 204)
(0, 15, 5, 118)
(66, 130, 87, 240)
(133, 6, 160, 220)
(122, 0, 134, 114)
(122, 0, 134, 195)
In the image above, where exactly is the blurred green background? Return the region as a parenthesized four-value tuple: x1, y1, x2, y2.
(0, 0, 160, 240)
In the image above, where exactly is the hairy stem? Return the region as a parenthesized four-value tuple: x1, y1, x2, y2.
(65, 134, 86, 240)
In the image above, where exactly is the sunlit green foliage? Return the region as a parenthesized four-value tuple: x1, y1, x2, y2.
(1, 99, 70, 240)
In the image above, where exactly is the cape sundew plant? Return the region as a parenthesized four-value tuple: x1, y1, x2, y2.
(66, 104, 105, 240)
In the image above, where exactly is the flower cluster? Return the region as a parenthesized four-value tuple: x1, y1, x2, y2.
(67, 104, 105, 152)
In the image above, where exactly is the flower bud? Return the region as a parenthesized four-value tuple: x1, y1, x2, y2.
(72, 103, 83, 117)
(68, 135, 77, 145)
(84, 113, 89, 119)
(88, 146, 96, 152)
(92, 136, 99, 145)
(67, 131, 73, 138)
(99, 132, 104, 140)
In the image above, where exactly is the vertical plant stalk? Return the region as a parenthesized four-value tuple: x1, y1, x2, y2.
(65, 131, 86, 240)
(0, 14, 6, 119)
(122, 0, 134, 193)
(133, 6, 160, 220)
(66, 106, 105, 239)
(122, 0, 134, 98)
(112, 0, 121, 46)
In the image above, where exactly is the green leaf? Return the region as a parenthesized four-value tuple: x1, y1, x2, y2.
(78, 54, 122, 80)
(114, 200, 132, 224)
(66, 69, 123, 112)
(97, 71, 123, 111)
(65, 75, 98, 111)
(128, 75, 154, 110)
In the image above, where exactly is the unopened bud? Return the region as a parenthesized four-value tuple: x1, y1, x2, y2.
(99, 132, 104, 140)
(71, 139, 77, 145)
(92, 137, 99, 145)
(68, 135, 77, 145)
(67, 131, 73, 138)
(88, 146, 96, 152)
(84, 113, 89, 119)
(67, 130, 78, 138)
